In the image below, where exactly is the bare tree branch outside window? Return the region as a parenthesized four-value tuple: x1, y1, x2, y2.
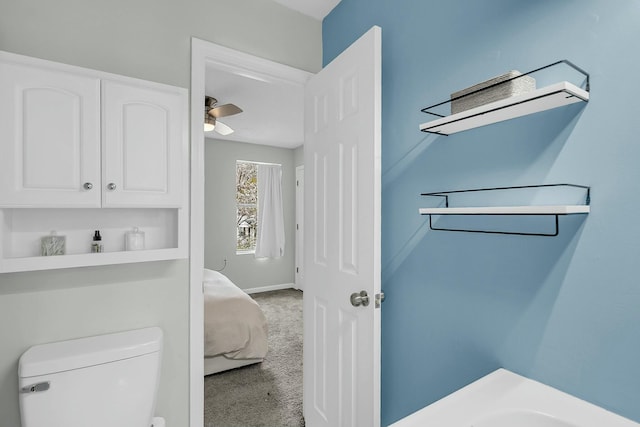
(236, 161, 258, 252)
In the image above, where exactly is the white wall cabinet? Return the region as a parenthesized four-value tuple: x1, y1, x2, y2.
(0, 60, 186, 209)
(0, 60, 101, 207)
(0, 51, 188, 273)
(101, 80, 186, 208)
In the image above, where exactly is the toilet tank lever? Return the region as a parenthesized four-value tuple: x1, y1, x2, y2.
(20, 381, 50, 394)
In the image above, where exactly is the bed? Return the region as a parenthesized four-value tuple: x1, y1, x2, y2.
(203, 268, 268, 375)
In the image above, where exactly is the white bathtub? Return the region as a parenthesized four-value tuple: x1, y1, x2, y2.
(390, 368, 639, 427)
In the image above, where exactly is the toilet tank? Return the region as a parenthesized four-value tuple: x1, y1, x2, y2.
(18, 327, 163, 427)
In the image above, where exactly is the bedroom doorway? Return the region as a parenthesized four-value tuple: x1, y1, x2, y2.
(191, 27, 382, 427)
(190, 38, 312, 427)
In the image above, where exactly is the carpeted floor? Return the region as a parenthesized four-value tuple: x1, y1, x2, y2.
(204, 288, 304, 427)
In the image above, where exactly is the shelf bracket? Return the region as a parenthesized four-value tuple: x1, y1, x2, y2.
(419, 60, 590, 136)
(427, 214, 560, 237)
(420, 59, 590, 115)
(420, 184, 590, 237)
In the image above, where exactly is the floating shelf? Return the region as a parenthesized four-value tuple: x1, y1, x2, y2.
(419, 205, 590, 215)
(419, 60, 590, 135)
(419, 82, 589, 135)
(419, 184, 591, 236)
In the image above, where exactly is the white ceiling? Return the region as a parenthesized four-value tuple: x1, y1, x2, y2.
(271, 0, 341, 20)
(204, 65, 308, 149)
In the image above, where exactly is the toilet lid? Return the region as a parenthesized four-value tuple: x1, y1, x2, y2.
(19, 327, 162, 378)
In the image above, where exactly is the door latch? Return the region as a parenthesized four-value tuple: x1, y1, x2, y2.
(375, 291, 385, 308)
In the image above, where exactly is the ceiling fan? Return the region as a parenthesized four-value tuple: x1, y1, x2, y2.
(204, 96, 243, 136)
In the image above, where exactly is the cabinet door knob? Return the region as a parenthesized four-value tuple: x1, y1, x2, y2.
(107, 183, 117, 191)
(83, 182, 93, 190)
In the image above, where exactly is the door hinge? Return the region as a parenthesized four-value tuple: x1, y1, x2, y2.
(375, 291, 385, 308)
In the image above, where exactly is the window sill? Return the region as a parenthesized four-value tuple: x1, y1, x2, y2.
(236, 250, 256, 256)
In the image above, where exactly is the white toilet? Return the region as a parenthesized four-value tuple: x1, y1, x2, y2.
(18, 327, 165, 427)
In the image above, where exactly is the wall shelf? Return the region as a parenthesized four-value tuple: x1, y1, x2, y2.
(419, 184, 591, 237)
(419, 60, 590, 135)
(0, 208, 188, 273)
(1, 248, 186, 273)
(419, 205, 590, 215)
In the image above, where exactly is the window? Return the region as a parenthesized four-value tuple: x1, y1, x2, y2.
(236, 161, 258, 253)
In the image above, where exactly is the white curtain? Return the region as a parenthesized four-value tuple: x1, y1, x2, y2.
(255, 164, 285, 258)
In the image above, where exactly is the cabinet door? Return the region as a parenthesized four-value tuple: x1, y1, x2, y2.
(0, 59, 101, 207)
(101, 80, 187, 207)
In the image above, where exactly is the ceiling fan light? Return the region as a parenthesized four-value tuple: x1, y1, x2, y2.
(204, 115, 216, 132)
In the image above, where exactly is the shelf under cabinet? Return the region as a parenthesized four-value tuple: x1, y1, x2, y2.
(0, 207, 187, 273)
(419, 205, 590, 215)
(1, 248, 186, 273)
(419, 81, 589, 135)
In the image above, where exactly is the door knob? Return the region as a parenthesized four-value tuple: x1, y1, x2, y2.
(107, 183, 117, 191)
(350, 290, 370, 307)
(83, 182, 93, 190)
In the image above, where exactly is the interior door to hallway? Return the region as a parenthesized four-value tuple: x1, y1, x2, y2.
(303, 26, 382, 427)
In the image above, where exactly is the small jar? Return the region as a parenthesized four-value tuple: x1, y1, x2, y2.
(125, 227, 145, 251)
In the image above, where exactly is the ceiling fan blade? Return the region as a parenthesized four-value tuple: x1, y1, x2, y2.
(215, 120, 234, 136)
(208, 103, 243, 118)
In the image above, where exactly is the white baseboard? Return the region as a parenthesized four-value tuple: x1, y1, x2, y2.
(244, 283, 297, 294)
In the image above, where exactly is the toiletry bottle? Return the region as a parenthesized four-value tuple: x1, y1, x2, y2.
(92, 230, 103, 253)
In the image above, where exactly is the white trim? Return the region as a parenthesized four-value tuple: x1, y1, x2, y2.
(244, 282, 297, 295)
(235, 250, 257, 255)
(295, 165, 304, 291)
(0, 50, 184, 93)
(200, 42, 312, 87)
(189, 39, 206, 427)
(190, 37, 312, 427)
(238, 159, 281, 166)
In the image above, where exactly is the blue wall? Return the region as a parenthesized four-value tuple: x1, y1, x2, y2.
(323, 1, 640, 425)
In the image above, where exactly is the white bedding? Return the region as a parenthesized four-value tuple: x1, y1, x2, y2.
(203, 269, 268, 360)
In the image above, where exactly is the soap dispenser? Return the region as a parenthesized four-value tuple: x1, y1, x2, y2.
(91, 230, 103, 253)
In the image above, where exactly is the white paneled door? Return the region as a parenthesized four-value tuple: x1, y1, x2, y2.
(303, 26, 381, 427)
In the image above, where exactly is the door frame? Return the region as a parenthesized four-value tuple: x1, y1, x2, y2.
(189, 38, 312, 427)
(295, 165, 304, 291)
